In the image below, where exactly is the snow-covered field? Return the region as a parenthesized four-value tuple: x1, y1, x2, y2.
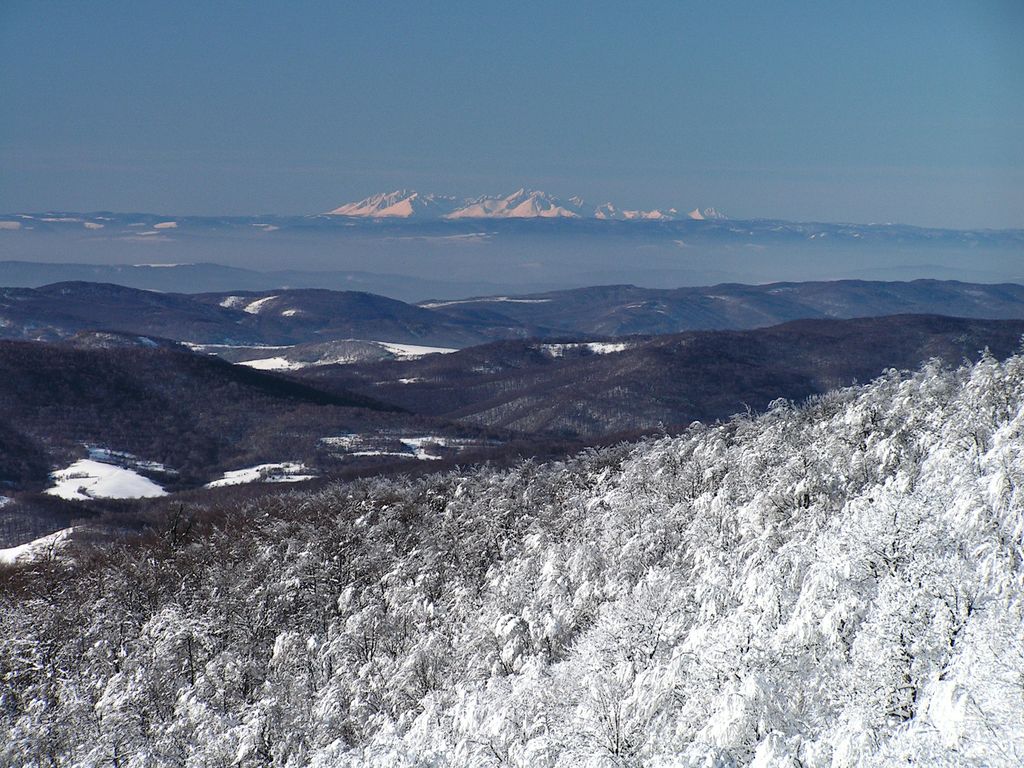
(0, 527, 75, 566)
(371, 341, 458, 358)
(204, 462, 316, 488)
(43, 459, 167, 501)
(320, 433, 467, 462)
(211, 340, 458, 371)
(421, 296, 554, 309)
(237, 355, 304, 371)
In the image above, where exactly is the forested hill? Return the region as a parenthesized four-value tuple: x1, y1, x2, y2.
(3, 354, 1024, 765)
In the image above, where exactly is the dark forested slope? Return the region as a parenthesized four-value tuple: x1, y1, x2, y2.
(301, 314, 1024, 436)
(0, 340, 431, 489)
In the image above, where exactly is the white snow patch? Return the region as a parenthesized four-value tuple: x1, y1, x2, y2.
(239, 356, 303, 371)
(244, 295, 279, 314)
(321, 434, 453, 461)
(83, 222, 104, 230)
(44, 460, 167, 501)
(205, 462, 315, 488)
(540, 342, 630, 357)
(373, 341, 457, 358)
(0, 221, 22, 230)
(320, 435, 359, 449)
(400, 436, 447, 460)
(218, 296, 247, 309)
(153, 221, 178, 229)
(421, 296, 552, 309)
(0, 528, 76, 566)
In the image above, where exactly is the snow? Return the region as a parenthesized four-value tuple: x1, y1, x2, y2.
(205, 462, 315, 488)
(0, 221, 22, 230)
(326, 190, 724, 221)
(373, 341, 457, 358)
(540, 341, 630, 357)
(321, 433, 453, 461)
(232, 339, 443, 370)
(83, 221, 104, 229)
(10, 355, 1024, 763)
(421, 296, 553, 308)
(44, 459, 167, 501)
(244, 295, 279, 314)
(281, 309, 302, 317)
(399, 436, 447, 460)
(238, 356, 303, 371)
(328, 190, 459, 218)
(445, 189, 581, 219)
(319, 434, 359, 449)
(584, 342, 630, 354)
(218, 295, 247, 309)
(153, 221, 178, 229)
(0, 527, 75, 566)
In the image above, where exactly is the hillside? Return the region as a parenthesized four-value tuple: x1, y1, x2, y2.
(0, 283, 530, 347)
(4, 279, 1024, 349)
(423, 279, 1024, 336)
(301, 314, 1024, 436)
(2, 353, 1022, 765)
(0, 338, 491, 492)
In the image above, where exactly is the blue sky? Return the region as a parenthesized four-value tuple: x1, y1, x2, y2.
(1, 0, 1021, 226)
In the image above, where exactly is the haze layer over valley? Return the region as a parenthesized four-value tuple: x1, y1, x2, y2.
(2, 202, 1021, 300)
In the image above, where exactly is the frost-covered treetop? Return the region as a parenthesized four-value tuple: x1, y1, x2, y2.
(2, 353, 1023, 766)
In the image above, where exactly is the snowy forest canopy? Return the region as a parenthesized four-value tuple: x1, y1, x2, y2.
(2, 353, 1023, 767)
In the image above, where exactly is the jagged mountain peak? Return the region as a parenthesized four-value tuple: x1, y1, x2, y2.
(327, 190, 726, 221)
(327, 190, 460, 219)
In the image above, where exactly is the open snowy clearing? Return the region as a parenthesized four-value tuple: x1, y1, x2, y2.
(204, 462, 316, 488)
(234, 340, 457, 370)
(421, 296, 554, 308)
(321, 433, 462, 461)
(0, 527, 76, 566)
(371, 341, 458, 358)
(43, 459, 168, 501)
(238, 356, 303, 371)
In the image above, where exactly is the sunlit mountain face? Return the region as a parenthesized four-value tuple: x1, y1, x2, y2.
(326, 188, 725, 220)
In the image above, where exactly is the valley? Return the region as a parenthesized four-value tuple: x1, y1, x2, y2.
(3, 277, 1024, 558)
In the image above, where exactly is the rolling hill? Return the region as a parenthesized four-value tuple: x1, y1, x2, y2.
(299, 314, 1024, 437)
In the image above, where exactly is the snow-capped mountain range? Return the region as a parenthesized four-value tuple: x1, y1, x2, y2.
(327, 189, 726, 221)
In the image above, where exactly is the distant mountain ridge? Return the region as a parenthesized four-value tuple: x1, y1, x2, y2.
(327, 188, 726, 221)
(4, 279, 1024, 348)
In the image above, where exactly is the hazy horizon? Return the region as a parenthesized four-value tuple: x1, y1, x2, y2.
(2, 1, 1022, 228)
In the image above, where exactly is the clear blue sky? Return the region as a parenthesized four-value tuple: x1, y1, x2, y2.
(1, 0, 1021, 227)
